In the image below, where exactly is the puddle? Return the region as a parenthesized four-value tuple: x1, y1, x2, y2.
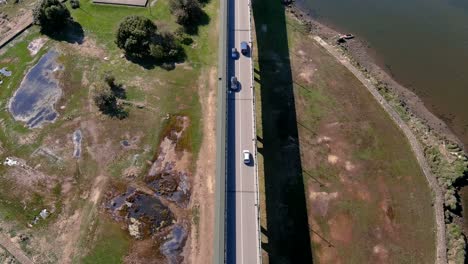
(108, 188, 174, 239)
(73, 129, 82, 158)
(161, 225, 187, 264)
(0, 67, 11, 77)
(9, 50, 62, 128)
(121, 140, 130, 147)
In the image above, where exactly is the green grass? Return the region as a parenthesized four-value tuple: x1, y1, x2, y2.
(81, 217, 130, 264)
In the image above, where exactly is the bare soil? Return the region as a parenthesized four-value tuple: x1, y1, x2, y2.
(183, 67, 217, 264)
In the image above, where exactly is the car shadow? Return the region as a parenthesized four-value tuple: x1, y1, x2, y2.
(253, 0, 314, 262)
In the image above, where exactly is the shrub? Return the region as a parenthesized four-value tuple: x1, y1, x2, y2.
(70, 0, 80, 9)
(169, 0, 203, 28)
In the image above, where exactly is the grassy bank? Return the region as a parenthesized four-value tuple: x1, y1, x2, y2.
(252, 1, 436, 263)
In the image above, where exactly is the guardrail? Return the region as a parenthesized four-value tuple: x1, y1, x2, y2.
(213, 0, 228, 261)
(247, 0, 263, 263)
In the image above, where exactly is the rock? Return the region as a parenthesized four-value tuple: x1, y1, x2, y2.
(128, 217, 142, 239)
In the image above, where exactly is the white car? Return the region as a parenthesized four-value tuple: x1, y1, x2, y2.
(243, 150, 250, 164)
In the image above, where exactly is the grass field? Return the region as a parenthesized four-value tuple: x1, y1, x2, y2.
(252, 1, 436, 263)
(0, 0, 218, 261)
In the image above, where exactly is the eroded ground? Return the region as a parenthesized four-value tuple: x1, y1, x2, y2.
(0, 0, 218, 262)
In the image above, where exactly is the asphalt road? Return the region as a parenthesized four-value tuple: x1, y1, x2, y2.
(225, 0, 260, 262)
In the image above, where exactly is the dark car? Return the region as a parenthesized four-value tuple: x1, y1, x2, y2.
(231, 48, 239, 59)
(240, 41, 249, 55)
(230, 76, 238, 90)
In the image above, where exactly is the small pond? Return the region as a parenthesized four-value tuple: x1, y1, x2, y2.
(9, 50, 62, 128)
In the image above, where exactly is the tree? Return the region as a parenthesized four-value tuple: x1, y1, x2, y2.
(115, 16, 157, 58)
(116, 16, 185, 64)
(93, 86, 116, 113)
(33, 0, 71, 32)
(93, 85, 128, 119)
(169, 0, 203, 28)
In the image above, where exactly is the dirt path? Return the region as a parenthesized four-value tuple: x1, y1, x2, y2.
(313, 36, 447, 264)
(0, 233, 33, 264)
(183, 67, 217, 264)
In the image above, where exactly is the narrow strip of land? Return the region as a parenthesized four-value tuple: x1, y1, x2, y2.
(0, 234, 33, 264)
(313, 36, 447, 264)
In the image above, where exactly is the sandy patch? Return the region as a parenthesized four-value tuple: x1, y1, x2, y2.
(27, 37, 47, 56)
(317, 136, 331, 144)
(327, 154, 339, 164)
(299, 70, 315, 84)
(344, 160, 355, 171)
(372, 244, 389, 262)
(308, 189, 338, 216)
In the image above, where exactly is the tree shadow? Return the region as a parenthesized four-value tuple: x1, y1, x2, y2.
(110, 83, 127, 99)
(183, 11, 210, 35)
(44, 20, 84, 44)
(97, 98, 129, 119)
(253, 0, 313, 262)
(125, 50, 186, 71)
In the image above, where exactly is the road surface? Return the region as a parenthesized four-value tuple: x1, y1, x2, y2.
(226, 0, 261, 262)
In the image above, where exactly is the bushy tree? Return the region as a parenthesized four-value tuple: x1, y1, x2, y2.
(33, 0, 71, 32)
(116, 16, 157, 58)
(116, 16, 185, 63)
(169, 0, 203, 28)
(150, 31, 183, 61)
(93, 85, 128, 119)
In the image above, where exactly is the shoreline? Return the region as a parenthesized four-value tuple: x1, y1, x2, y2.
(288, 1, 464, 150)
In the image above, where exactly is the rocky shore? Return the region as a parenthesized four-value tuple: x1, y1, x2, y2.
(285, 2, 468, 263)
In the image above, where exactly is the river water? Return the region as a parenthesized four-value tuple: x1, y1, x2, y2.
(297, 0, 468, 149)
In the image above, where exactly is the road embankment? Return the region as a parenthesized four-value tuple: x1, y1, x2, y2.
(313, 35, 447, 264)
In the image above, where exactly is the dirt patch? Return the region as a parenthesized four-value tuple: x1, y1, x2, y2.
(327, 154, 339, 164)
(66, 37, 107, 59)
(184, 67, 216, 264)
(328, 213, 353, 244)
(308, 186, 338, 217)
(28, 37, 47, 56)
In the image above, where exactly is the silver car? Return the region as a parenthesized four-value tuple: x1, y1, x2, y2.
(230, 76, 238, 90)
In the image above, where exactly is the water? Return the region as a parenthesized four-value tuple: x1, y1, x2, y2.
(298, 0, 468, 149)
(9, 50, 62, 128)
(73, 130, 82, 158)
(161, 225, 187, 264)
(0, 67, 12, 77)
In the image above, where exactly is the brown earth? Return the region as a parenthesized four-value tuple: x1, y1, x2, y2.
(183, 67, 217, 264)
